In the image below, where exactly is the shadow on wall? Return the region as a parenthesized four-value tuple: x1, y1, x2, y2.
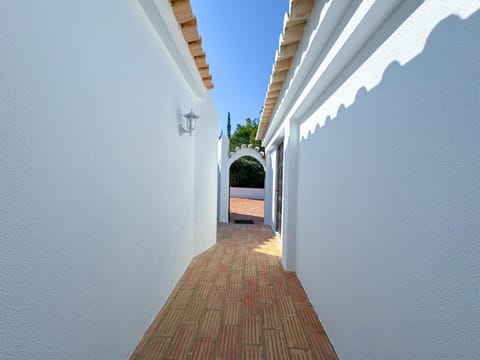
(302, 0, 427, 135)
(295, 11, 480, 360)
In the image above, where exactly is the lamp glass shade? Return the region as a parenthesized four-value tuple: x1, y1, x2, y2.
(186, 116, 196, 132)
(183, 110, 199, 134)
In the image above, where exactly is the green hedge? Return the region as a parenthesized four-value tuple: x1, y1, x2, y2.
(230, 156, 265, 188)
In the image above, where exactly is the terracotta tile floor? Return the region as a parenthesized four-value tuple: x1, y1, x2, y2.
(229, 198, 264, 224)
(130, 223, 339, 360)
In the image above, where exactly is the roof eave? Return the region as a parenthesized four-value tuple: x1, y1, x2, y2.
(170, 0, 214, 90)
(256, 0, 314, 141)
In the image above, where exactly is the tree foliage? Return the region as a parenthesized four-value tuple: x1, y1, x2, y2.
(227, 112, 232, 138)
(229, 118, 263, 152)
(228, 117, 265, 188)
(230, 156, 265, 188)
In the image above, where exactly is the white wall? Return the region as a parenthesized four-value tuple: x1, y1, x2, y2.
(262, 1, 479, 359)
(194, 95, 218, 254)
(217, 135, 230, 222)
(0, 1, 217, 359)
(230, 187, 265, 200)
(294, 4, 480, 360)
(264, 151, 274, 227)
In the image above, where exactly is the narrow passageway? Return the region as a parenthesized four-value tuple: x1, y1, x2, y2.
(130, 223, 338, 360)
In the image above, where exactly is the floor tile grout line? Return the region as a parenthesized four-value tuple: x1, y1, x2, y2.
(131, 223, 338, 359)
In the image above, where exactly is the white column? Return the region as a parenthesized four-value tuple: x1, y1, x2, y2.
(281, 117, 299, 271)
(271, 147, 278, 231)
(218, 135, 230, 223)
(264, 150, 273, 226)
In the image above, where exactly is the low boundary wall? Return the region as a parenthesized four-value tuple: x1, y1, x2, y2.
(230, 187, 265, 200)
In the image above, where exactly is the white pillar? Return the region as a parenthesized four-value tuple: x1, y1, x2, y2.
(264, 150, 273, 227)
(281, 117, 299, 271)
(218, 135, 230, 223)
(271, 147, 278, 231)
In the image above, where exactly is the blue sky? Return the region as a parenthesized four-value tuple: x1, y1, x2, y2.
(189, 0, 289, 135)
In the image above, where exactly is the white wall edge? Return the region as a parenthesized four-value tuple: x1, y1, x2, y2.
(262, 0, 405, 145)
(139, 0, 207, 99)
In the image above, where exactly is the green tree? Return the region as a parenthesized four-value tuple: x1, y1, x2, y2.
(229, 118, 265, 188)
(230, 156, 265, 188)
(229, 118, 263, 152)
(227, 112, 232, 138)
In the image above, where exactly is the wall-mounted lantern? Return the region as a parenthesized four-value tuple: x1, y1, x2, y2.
(179, 110, 199, 136)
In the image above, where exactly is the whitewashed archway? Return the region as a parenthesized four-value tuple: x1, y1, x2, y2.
(228, 146, 266, 170)
(218, 136, 266, 223)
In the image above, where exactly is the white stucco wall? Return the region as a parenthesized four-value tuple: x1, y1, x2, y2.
(0, 1, 217, 359)
(263, 1, 480, 359)
(217, 135, 230, 222)
(194, 95, 218, 254)
(263, 150, 274, 228)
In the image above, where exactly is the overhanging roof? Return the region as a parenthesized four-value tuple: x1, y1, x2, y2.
(256, 0, 314, 140)
(170, 0, 214, 89)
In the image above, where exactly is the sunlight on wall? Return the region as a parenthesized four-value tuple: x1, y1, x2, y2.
(299, 2, 479, 139)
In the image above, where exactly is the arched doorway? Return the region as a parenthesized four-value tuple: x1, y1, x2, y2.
(218, 137, 266, 223)
(229, 155, 265, 224)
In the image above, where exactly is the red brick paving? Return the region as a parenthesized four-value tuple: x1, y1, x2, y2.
(243, 345, 263, 360)
(130, 223, 339, 360)
(229, 197, 264, 224)
(192, 338, 216, 360)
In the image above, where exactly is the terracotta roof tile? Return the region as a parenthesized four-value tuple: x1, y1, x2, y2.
(170, 0, 214, 89)
(257, 0, 315, 140)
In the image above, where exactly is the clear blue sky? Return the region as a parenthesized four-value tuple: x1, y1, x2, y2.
(189, 0, 289, 135)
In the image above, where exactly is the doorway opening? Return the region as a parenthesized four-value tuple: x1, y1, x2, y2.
(229, 156, 265, 224)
